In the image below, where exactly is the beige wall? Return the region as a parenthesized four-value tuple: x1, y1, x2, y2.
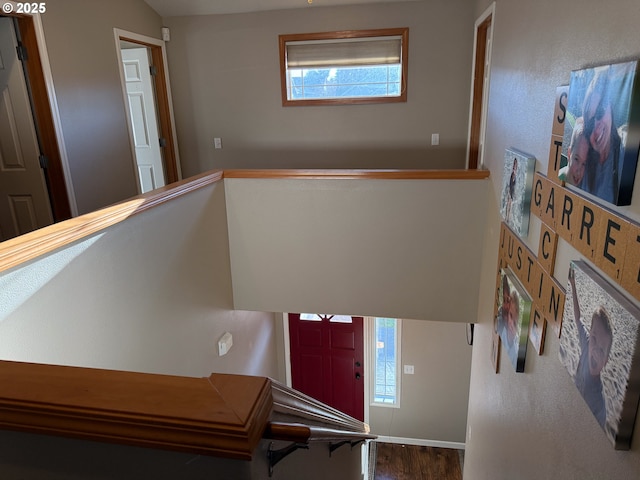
(369, 319, 472, 443)
(224, 177, 488, 322)
(41, 0, 163, 215)
(163, 0, 475, 175)
(0, 182, 279, 380)
(466, 0, 640, 478)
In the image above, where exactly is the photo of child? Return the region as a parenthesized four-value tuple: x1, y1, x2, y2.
(499, 148, 535, 237)
(559, 260, 640, 449)
(504, 158, 518, 223)
(558, 117, 589, 187)
(496, 267, 531, 372)
(567, 267, 612, 428)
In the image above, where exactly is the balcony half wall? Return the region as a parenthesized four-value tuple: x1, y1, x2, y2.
(224, 170, 489, 322)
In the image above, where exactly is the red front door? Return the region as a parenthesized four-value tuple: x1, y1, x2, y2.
(289, 313, 364, 421)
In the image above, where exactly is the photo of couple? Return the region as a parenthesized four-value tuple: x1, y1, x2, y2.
(559, 60, 640, 206)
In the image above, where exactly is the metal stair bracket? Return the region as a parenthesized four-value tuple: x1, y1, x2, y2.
(329, 439, 366, 457)
(267, 441, 309, 477)
(329, 440, 350, 456)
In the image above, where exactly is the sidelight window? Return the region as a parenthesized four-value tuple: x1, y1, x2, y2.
(372, 317, 401, 406)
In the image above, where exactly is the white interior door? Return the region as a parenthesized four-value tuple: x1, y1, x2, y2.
(121, 47, 165, 194)
(0, 17, 53, 241)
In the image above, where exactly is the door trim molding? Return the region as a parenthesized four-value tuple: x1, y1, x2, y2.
(10, 11, 77, 218)
(282, 312, 293, 387)
(114, 28, 182, 193)
(465, 2, 495, 169)
(363, 317, 372, 425)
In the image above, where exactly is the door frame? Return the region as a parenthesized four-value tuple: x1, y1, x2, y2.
(4, 11, 76, 219)
(282, 313, 371, 425)
(114, 28, 182, 193)
(466, 2, 495, 169)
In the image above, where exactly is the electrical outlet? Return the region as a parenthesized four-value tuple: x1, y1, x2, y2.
(218, 332, 233, 356)
(404, 365, 414, 374)
(431, 133, 440, 146)
(214, 137, 222, 149)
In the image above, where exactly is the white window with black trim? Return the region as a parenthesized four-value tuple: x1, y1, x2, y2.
(279, 28, 409, 106)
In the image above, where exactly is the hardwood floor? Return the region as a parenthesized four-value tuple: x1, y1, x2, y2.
(373, 442, 463, 480)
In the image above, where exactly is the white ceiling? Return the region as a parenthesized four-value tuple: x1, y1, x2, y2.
(143, 0, 422, 17)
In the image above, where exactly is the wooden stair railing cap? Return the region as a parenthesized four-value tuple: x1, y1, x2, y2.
(223, 168, 490, 180)
(0, 361, 272, 460)
(0, 170, 224, 275)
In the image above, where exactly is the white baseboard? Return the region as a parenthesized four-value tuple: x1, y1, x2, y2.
(374, 435, 465, 450)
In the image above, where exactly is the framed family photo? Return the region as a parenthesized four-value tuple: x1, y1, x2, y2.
(500, 148, 536, 237)
(559, 60, 640, 206)
(496, 267, 531, 372)
(559, 261, 640, 449)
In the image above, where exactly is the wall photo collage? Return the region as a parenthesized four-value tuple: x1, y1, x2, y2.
(494, 59, 640, 450)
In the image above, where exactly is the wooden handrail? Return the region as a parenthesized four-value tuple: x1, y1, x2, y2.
(271, 380, 370, 434)
(223, 168, 490, 180)
(265, 422, 376, 443)
(0, 170, 223, 274)
(266, 384, 377, 476)
(0, 361, 272, 460)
